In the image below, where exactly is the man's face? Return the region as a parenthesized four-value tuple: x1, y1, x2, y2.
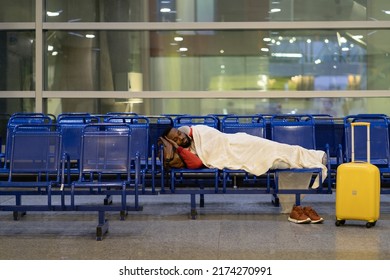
(166, 128, 191, 148)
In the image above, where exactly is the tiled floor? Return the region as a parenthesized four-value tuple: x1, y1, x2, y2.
(0, 192, 390, 260)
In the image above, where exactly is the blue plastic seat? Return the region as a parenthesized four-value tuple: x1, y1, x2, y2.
(164, 115, 220, 219)
(269, 114, 332, 204)
(220, 115, 269, 193)
(58, 115, 100, 173)
(146, 115, 174, 193)
(107, 116, 151, 193)
(313, 115, 344, 185)
(71, 123, 140, 240)
(343, 114, 390, 193)
(1, 115, 52, 171)
(0, 124, 66, 219)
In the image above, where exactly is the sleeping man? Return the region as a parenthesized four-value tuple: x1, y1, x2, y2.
(162, 124, 328, 224)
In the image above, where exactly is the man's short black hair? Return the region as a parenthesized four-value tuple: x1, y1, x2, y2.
(161, 126, 173, 137)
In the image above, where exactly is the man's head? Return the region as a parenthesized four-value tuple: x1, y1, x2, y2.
(162, 126, 192, 148)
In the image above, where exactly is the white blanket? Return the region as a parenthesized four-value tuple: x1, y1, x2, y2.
(191, 125, 327, 189)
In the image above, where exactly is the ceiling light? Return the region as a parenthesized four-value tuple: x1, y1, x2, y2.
(160, 8, 171, 13)
(85, 34, 95, 39)
(174, 36, 183, 42)
(47, 10, 62, 17)
(269, 8, 281, 13)
(271, 53, 303, 58)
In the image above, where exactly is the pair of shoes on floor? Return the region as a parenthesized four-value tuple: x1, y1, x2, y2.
(288, 206, 324, 224)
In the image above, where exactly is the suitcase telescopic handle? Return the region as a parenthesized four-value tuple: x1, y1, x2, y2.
(351, 122, 370, 163)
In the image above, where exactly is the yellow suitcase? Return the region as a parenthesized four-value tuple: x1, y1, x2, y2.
(335, 122, 380, 228)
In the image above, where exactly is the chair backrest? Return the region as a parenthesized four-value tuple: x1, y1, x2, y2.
(9, 124, 62, 180)
(208, 114, 234, 130)
(11, 112, 46, 118)
(146, 115, 174, 156)
(5, 116, 52, 162)
(270, 114, 316, 149)
(344, 115, 390, 166)
(79, 123, 132, 178)
(221, 115, 266, 138)
(107, 116, 149, 161)
(313, 115, 336, 154)
(106, 112, 138, 118)
(173, 115, 219, 129)
(58, 116, 100, 162)
(57, 112, 91, 122)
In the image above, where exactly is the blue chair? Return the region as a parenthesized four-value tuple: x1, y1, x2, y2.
(106, 112, 138, 117)
(58, 115, 100, 174)
(57, 112, 91, 122)
(11, 112, 47, 118)
(146, 115, 174, 193)
(1, 115, 52, 171)
(220, 115, 269, 193)
(71, 123, 140, 240)
(0, 124, 67, 220)
(107, 116, 151, 193)
(313, 115, 344, 185)
(165, 115, 220, 219)
(269, 114, 332, 205)
(343, 115, 390, 193)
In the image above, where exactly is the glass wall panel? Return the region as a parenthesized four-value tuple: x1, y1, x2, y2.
(0, 99, 35, 114)
(0, 0, 35, 22)
(0, 31, 35, 90)
(46, 29, 390, 92)
(45, 30, 144, 91)
(45, 0, 144, 22)
(45, 97, 390, 118)
(45, 0, 390, 22)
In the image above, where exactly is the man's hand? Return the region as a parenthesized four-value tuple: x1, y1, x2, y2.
(164, 136, 179, 149)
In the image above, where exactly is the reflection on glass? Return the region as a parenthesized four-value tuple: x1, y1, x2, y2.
(0, 0, 35, 22)
(45, 0, 144, 22)
(44, 0, 390, 22)
(0, 31, 35, 91)
(45, 29, 390, 92)
(0, 99, 35, 115)
(46, 30, 143, 91)
(44, 97, 390, 118)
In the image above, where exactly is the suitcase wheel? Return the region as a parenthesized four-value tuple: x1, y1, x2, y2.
(335, 219, 345, 226)
(366, 221, 376, 228)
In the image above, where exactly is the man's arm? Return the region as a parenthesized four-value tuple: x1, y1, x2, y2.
(176, 147, 204, 169)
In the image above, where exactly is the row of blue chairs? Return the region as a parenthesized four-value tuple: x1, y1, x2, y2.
(0, 120, 142, 240)
(1, 112, 390, 237)
(158, 113, 390, 218)
(161, 114, 334, 218)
